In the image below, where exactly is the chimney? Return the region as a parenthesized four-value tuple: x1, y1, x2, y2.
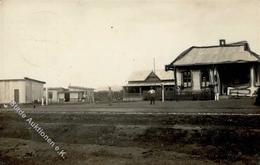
(219, 39, 226, 46)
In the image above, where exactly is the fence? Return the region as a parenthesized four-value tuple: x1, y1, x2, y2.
(123, 87, 214, 101)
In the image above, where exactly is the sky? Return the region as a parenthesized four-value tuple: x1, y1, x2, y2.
(0, 0, 260, 89)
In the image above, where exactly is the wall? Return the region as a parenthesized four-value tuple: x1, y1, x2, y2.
(48, 90, 58, 103)
(25, 80, 44, 103)
(0, 80, 26, 104)
(176, 69, 182, 86)
(176, 69, 201, 91)
(58, 93, 65, 102)
(192, 70, 201, 91)
(68, 87, 94, 103)
(70, 92, 79, 102)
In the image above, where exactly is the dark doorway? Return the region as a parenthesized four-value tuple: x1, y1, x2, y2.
(14, 89, 19, 103)
(65, 92, 70, 102)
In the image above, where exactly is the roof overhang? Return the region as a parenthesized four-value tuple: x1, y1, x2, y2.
(0, 77, 46, 84)
(24, 77, 46, 84)
(165, 64, 174, 71)
(167, 41, 260, 68)
(171, 60, 260, 67)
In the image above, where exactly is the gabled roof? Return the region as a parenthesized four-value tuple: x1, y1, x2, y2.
(128, 70, 174, 82)
(169, 41, 260, 67)
(155, 70, 174, 80)
(128, 70, 151, 81)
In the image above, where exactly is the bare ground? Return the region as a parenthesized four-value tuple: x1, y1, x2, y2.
(1, 99, 260, 165)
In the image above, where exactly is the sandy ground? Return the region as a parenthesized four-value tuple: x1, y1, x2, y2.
(1, 99, 260, 165)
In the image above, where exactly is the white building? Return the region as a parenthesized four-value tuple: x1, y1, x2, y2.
(46, 87, 66, 103)
(165, 40, 260, 99)
(46, 85, 95, 103)
(0, 77, 45, 104)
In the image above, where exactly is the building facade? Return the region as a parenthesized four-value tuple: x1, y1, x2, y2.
(0, 77, 45, 104)
(46, 85, 94, 103)
(67, 86, 95, 103)
(46, 87, 66, 103)
(165, 40, 260, 99)
(123, 70, 175, 101)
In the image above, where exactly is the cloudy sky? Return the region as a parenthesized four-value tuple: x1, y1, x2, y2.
(0, 0, 260, 88)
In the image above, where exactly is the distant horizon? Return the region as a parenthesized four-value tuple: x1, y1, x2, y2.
(1, 0, 260, 88)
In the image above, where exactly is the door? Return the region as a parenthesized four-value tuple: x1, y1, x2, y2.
(64, 92, 70, 102)
(14, 89, 19, 103)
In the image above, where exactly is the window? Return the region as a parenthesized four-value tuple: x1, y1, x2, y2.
(182, 71, 192, 88)
(201, 69, 210, 88)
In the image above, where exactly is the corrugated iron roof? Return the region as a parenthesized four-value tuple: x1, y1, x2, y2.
(170, 41, 260, 66)
(156, 70, 175, 80)
(128, 70, 151, 81)
(128, 70, 174, 82)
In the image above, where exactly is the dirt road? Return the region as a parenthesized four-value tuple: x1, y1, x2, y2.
(1, 99, 260, 164)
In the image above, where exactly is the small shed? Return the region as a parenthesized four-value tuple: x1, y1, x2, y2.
(0, 77, 45, 104)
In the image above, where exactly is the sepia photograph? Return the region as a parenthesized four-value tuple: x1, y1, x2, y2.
(1, 0, 260, 164)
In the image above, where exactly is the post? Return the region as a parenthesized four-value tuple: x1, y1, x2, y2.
(41, 98, 44, 106)
(45, 87, 48, 105)
(161, 84, 165, 102)
(210, 66, 214, 99)
(174, 66, 177, 101)
(250, 65, 255, 96)
(250, 66, 255, 88)
(213, 66, 219, 101)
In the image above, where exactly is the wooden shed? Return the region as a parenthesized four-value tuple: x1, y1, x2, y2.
(0, 77, 45, 104)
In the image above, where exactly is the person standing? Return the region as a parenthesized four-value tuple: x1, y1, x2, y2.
(108, 87, 112, 106)
(148, 88, 156, 105)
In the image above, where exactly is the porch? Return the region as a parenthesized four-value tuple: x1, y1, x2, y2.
(123, 83, 175, 101)
(216, 63, 260, 97)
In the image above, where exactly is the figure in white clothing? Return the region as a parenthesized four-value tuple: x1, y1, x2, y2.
(148, 88, 156, 105)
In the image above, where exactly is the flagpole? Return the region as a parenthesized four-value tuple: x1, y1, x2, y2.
(153, 57, 155, 73)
